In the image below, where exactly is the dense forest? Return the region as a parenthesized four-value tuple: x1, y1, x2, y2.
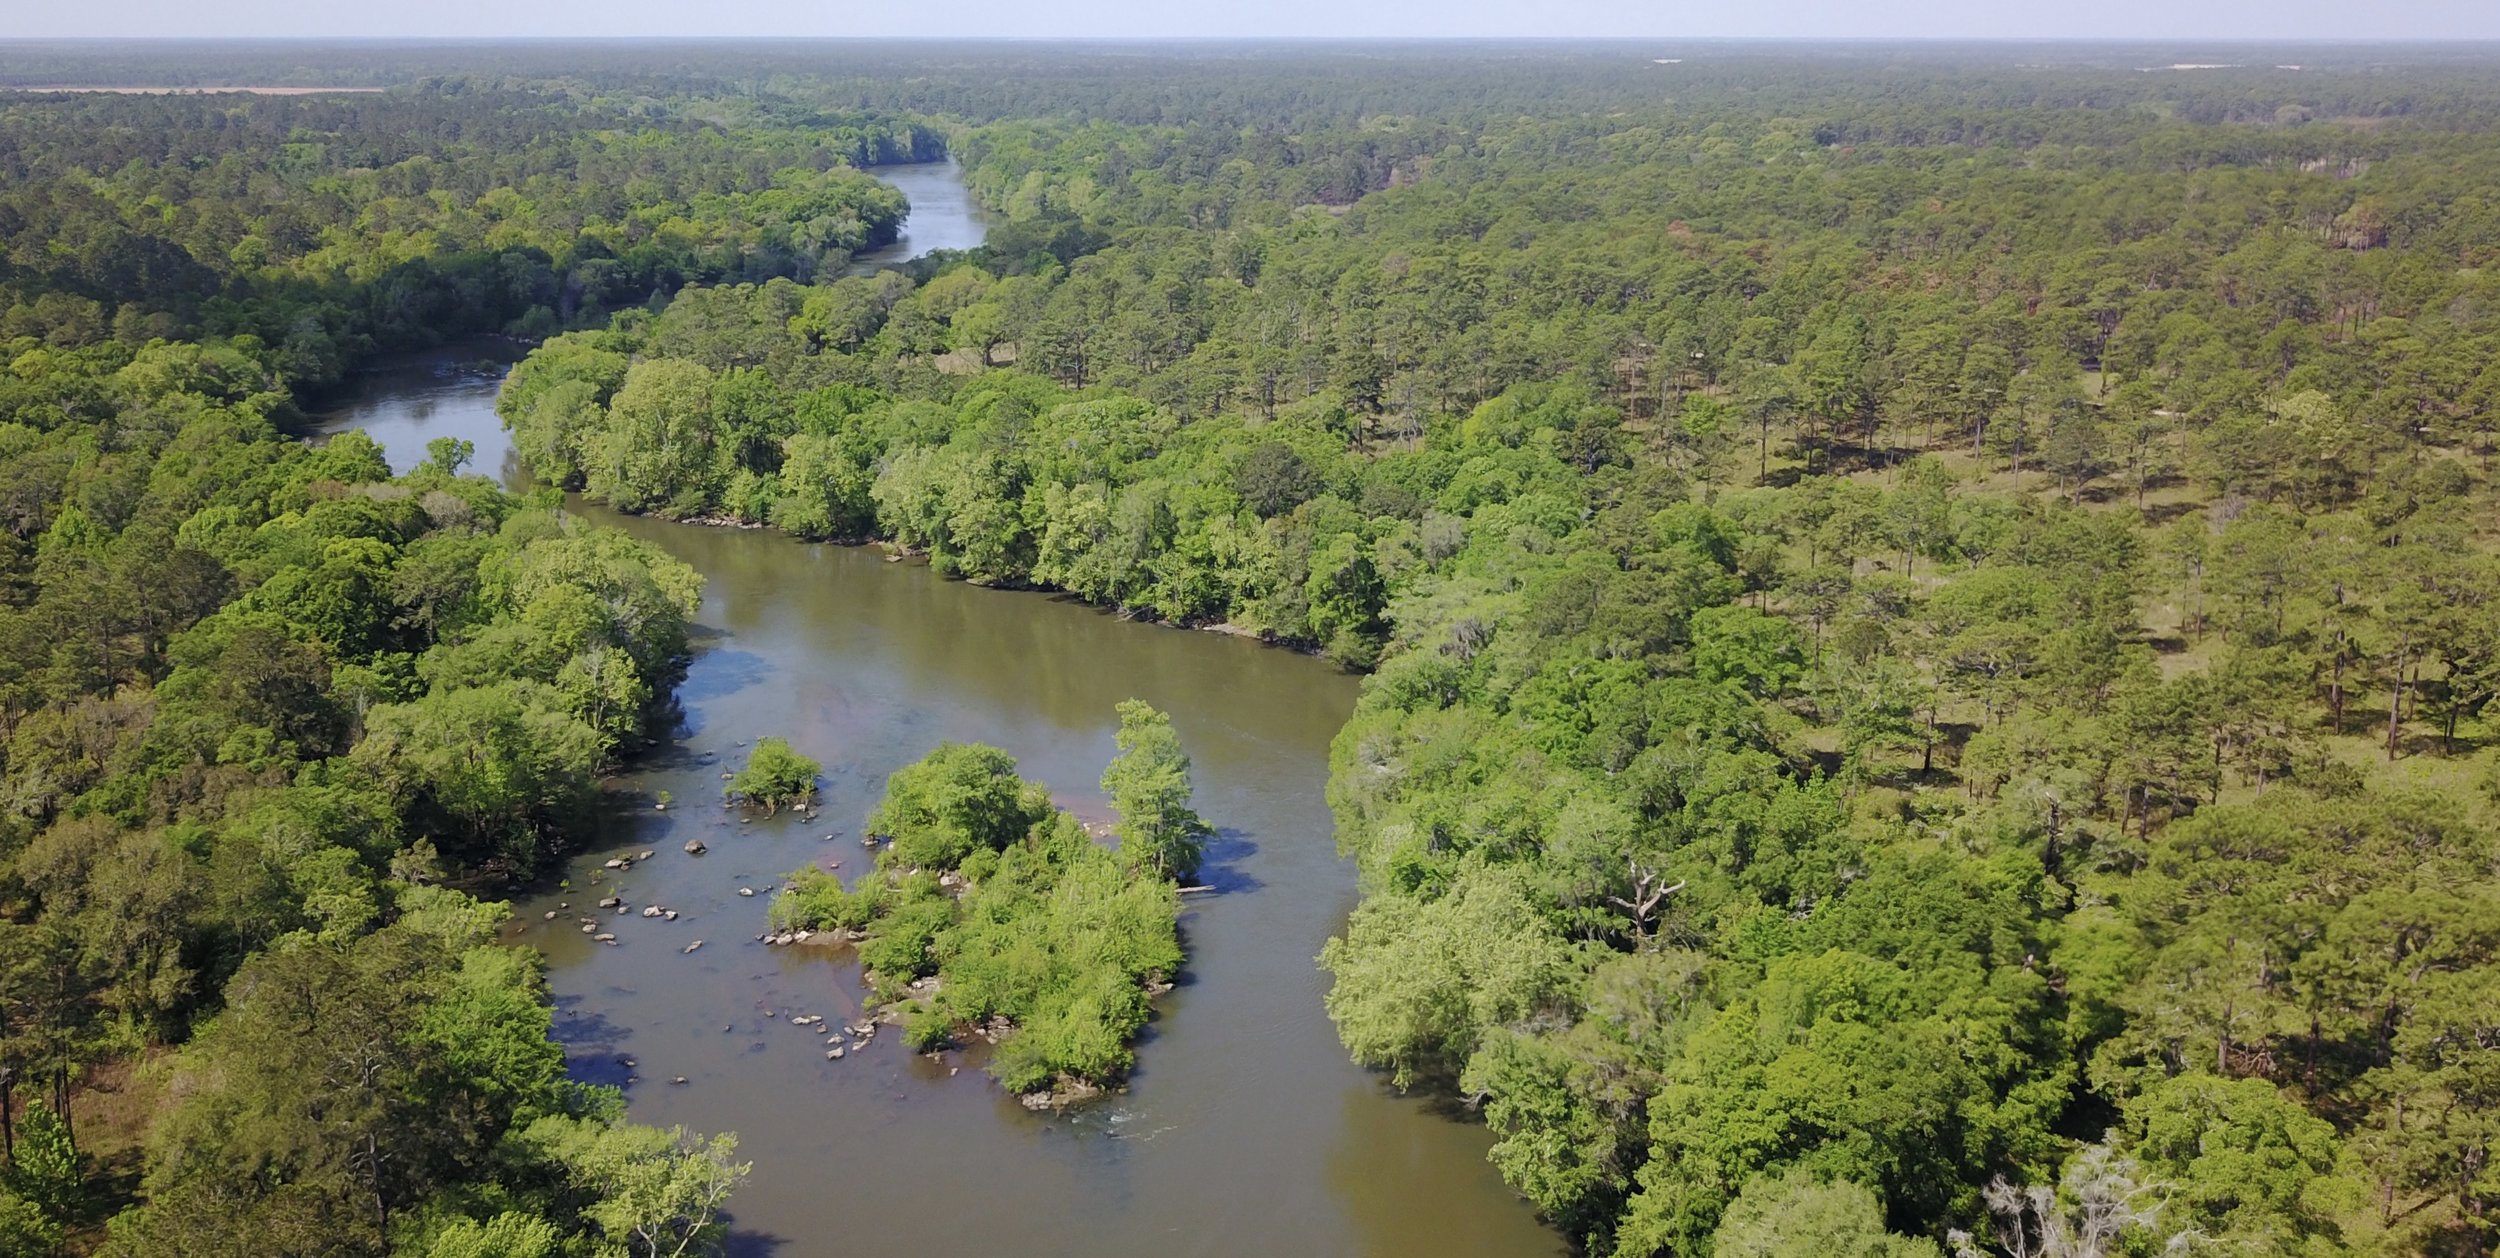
(0, 333, 750, 1253)
(0, 86, 929, 389)
(0, 57, 956, 1258)
(5, 36, 2500, 1258)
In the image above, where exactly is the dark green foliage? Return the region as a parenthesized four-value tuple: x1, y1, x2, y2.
(0, 87, 919, 373)
(1234, 441, 1322, 518)
(13, 37, 2500, 1258)
(110, 894, 746, 1257)
(0, 204, 718, 1252)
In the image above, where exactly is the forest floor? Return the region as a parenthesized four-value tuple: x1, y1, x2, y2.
(1748, 429, 2500, 806)
(56, 1053, 165, 1252)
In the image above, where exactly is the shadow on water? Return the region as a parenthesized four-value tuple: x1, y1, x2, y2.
(1192, 825, 1266, 896)
(552, 998, 635, 1088)
(719, 1221, 787, 1258)
(616, 727, 716, 778)
(676, 644, 774, 706)
(308, 158, 1569, 1258)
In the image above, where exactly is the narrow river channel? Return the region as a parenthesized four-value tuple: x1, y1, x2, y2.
(306, 162, 1562, 1258)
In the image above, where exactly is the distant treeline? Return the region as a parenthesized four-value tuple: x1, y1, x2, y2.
(0, 86, 934, 393)
(8, 40, 2500, 1258)
(492, 48, 2500, 1258)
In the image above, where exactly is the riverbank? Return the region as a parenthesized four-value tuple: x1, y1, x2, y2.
(842, 159, 991, 272)
(310, 376, 1560, 1257)
(296, 156, 1563, 1258)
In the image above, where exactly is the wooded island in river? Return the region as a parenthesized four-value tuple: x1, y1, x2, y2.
(1, 37, 2497, 1258)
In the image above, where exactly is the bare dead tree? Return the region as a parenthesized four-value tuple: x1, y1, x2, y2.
(1948, 1143, 2194, 1258)
(1608, 858, 1687, 943)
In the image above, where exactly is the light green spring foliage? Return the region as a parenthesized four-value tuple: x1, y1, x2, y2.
(0, 1200, 58, 1258)
(1100, 699, 1211, 879)
(2122, 1075, 2347, 1249)
(726, 737, 821, 813)
(1710, 1169, 1941, 1258)
(1319, 863, 1575, 1090)
(499, 357, 1403, 664)
(944, 812, 1183, 1092)
(1688, 605, 1810, 700)
(493, 199, 2500, 1246)
(422, 1213, 560, 1258)
(777, 728, 1187, 1093)
(864, 741, 1048, 870)
(586, 360, 726, 518)
(0, 1196, 60, 1258)
(19, 46, 2500, 1258)
(351, 680, 607, 874)
(2, 1100, 79, 1240)
(509, 1119, 747, 1258)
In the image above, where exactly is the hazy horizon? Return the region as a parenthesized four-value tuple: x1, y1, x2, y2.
(7, 0, 2498, 43)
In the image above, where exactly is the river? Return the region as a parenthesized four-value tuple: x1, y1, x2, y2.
(845, 159, 994, 272)
(305, 163, 1560, 1258)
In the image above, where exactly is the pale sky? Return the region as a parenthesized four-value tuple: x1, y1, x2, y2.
(8, 0, 2499, 41)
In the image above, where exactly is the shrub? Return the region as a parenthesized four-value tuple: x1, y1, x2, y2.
(769, 867, 877, 932)
(854, 878, 953, 987)
(902, 1004, 956, 1052)
(866, 741, 1044, 869)
(725, 737, 820, 813)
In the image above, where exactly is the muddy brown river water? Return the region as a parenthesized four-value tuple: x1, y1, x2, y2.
(304, 161, 1561, 1258)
